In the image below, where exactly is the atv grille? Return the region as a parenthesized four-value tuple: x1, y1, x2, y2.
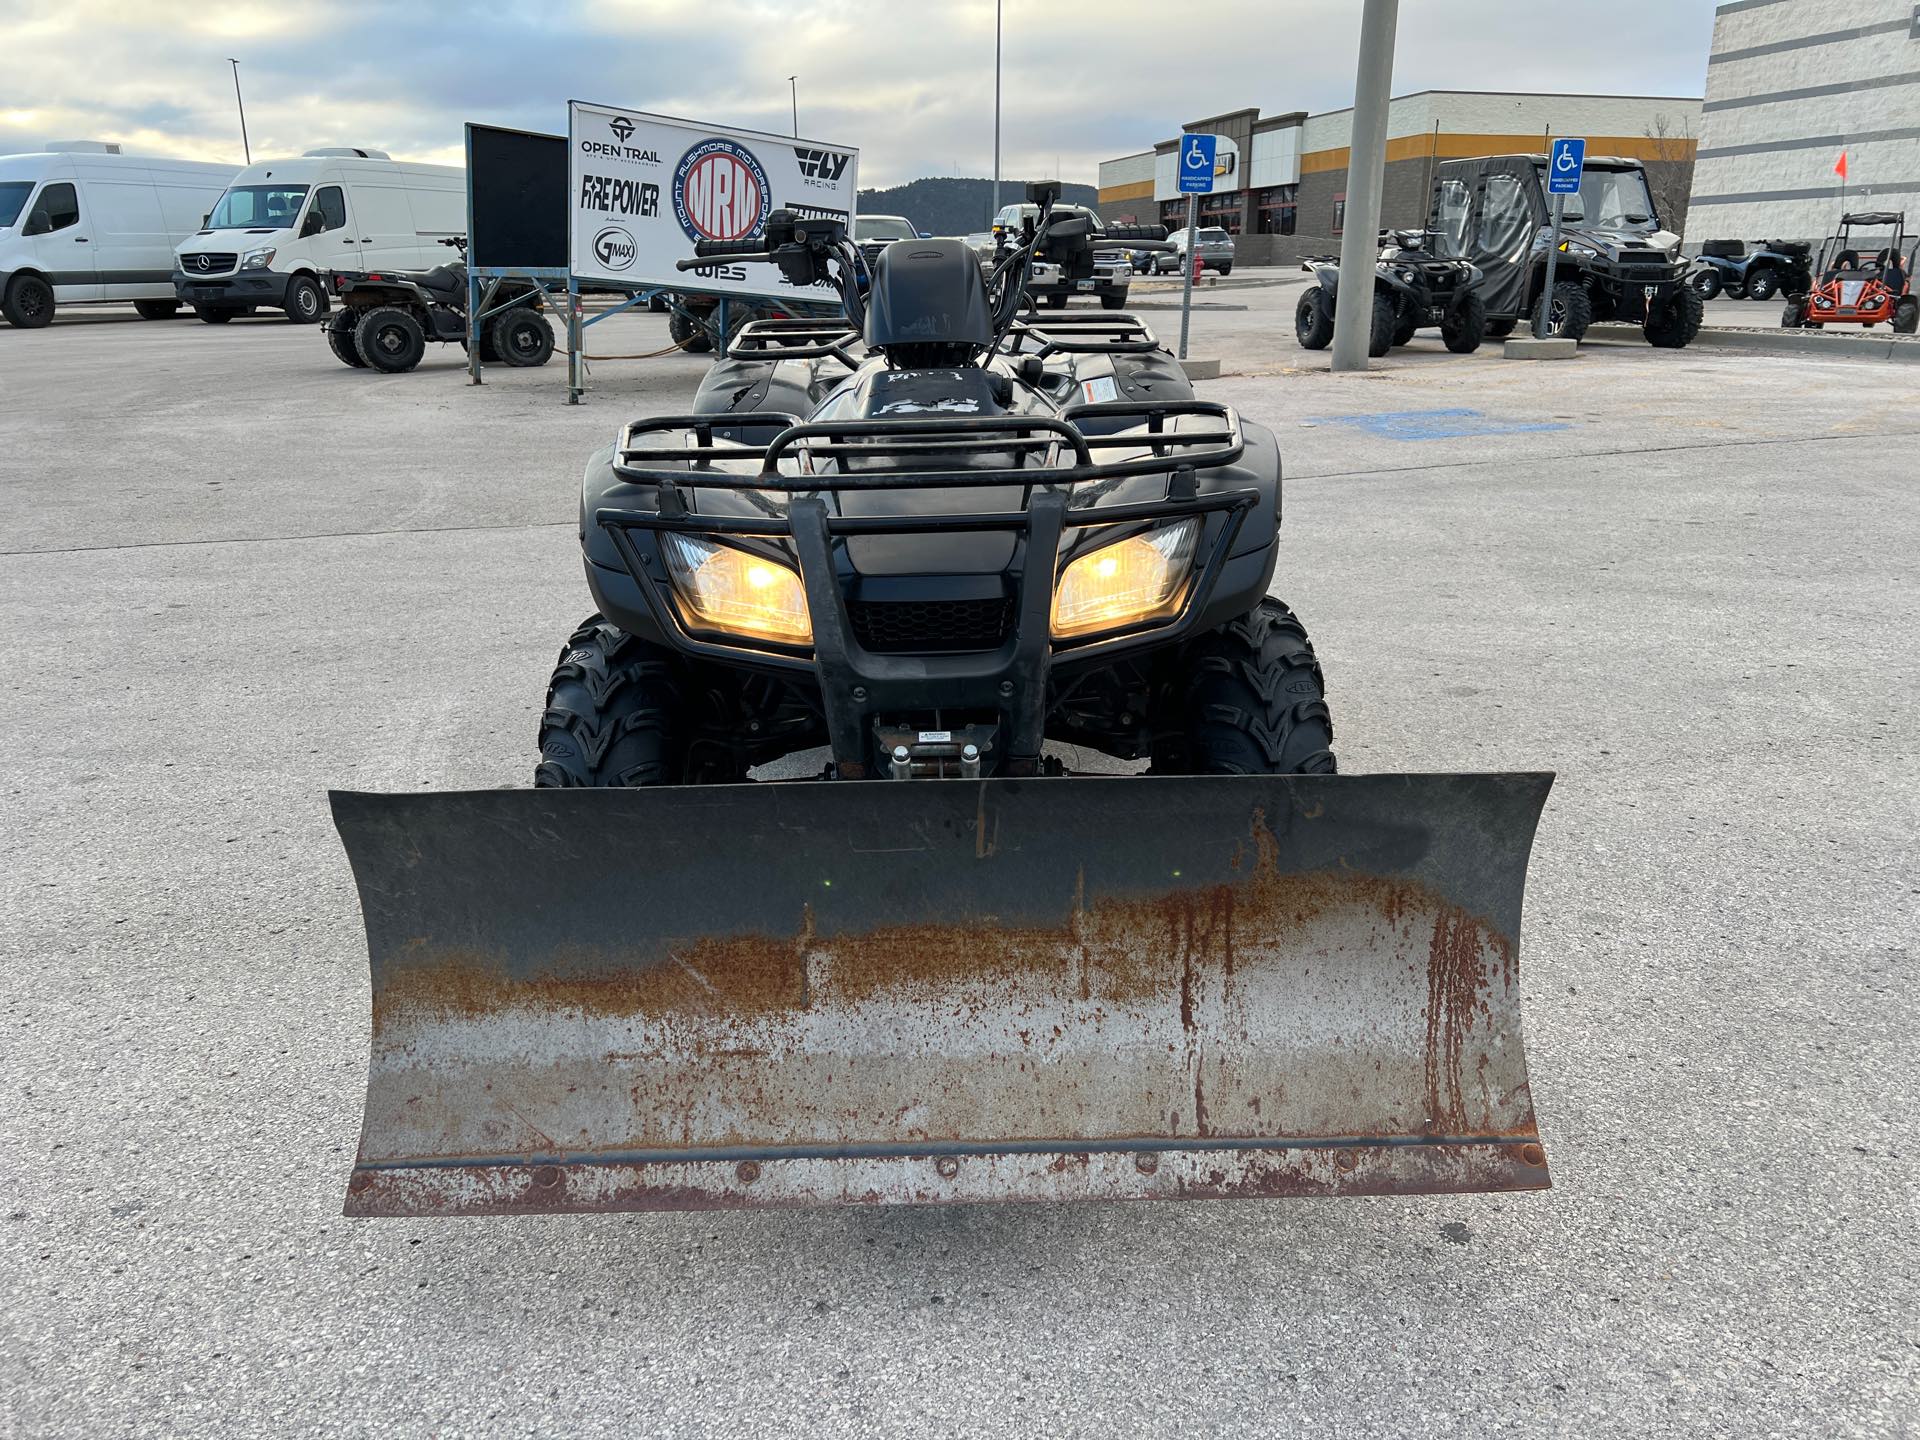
(848, 596, 1015, 653)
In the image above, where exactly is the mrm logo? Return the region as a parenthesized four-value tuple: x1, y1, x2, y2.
(608, 115, 635, 143)
(794, 146, 851, 186)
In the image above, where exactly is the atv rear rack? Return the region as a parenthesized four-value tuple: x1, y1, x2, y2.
(596, 405, 1261, 775)
(725, 317, 866, 368)
(999, 313, 1161, 358)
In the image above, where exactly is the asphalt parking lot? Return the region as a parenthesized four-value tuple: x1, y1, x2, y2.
(3, 293, 1916, 1438)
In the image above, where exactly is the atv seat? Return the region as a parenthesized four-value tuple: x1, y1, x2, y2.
(417, 265, 466, 295)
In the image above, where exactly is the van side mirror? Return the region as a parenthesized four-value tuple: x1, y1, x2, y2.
(23, 208, 50, 237)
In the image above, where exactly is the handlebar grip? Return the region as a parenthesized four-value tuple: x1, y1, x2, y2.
(692, 238, 768, 258)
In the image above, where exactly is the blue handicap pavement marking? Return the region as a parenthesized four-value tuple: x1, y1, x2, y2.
(1300, 408, 1571, 442)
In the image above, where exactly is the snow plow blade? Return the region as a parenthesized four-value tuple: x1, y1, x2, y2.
(330, 773, 1553, 1217)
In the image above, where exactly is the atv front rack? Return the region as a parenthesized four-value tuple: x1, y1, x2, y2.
(598, 404, 1260, 776)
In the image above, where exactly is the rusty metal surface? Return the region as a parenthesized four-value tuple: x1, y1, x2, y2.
(329, 773, 1554, 1215)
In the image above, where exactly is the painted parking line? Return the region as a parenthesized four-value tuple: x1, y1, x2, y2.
(1299, 408, 1572, 441)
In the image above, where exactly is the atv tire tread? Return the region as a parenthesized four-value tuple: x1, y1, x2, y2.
(1441, 291, 1487, 353)
(1153, 599, 1336, 776)
(1644, 284, 1704, 349)
(1369, 292, 1395, 357)
(1535, 281, 1593, 341)
(536, 617, 693, 788)
(1294, 286, 1334, 350)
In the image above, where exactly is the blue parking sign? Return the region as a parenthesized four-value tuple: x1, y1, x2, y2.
(1178, 133, 1217, 195)
(1547, 137, 1586, 195)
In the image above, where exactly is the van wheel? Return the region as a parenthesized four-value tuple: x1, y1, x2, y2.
(355, 305, 427, 372)
(2, 274, 55, 329)
(491, 308, 555, 367)
(195, 307, 234, 324)
(285, 275, 326, 324)
(133, 300, 180, 320)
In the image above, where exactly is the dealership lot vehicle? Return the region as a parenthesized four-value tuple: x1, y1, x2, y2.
(1153, 224, 1235, 275)
(1296, 227, 1485, 357)
(173, 149, 463, 325)
(3, 269, 1917, 1435)
(323, 238, 554, 373)
(1780, 211, 1917, 333)
(0, 143, 237, 327)
(328, 192, 1551, 1218)
(989, 200, 1137, 307)
(1690, 237, 1812, 301)
(1430, 153, 1701, 346)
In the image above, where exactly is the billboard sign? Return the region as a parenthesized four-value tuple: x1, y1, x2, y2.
(568, 101, 860, 296)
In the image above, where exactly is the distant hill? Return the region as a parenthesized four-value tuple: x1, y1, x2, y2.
(857, 177, 1101, 237)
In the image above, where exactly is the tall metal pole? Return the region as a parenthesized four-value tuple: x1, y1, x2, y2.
(1329, 0, 1399, 372)
(992, 0, 1003, 225)
(1178, 191, 1197, 359)
(227, 58, 250, 164)
(787, 76, 798, 137)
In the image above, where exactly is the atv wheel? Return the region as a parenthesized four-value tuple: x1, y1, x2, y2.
(1294, 286, 1334, 350)
(2, 273, 55, 328)
(285, 274, 326, 324)
(1689, 269, 1721, 302)
(326, 314, 367, 367)
(491, 307, 555, 366)
(1894, 297, 1919, 335)
(194, 307, 234, 324)
(1368, 292, 1395, 357)
(355, 305, 427, 372)
(1644, 285, 1704, 349)
(1744, 267, 1778, 303)
(1780, 299, 1809, 329)
(1150, 599, 1336, 776)
(668, 310, 713, 354)
(1392, 308, 1418, 347)
(1100, 292, 1127, 310)
(133, 299, 180, 320)
(1041, 293, 1068, 310)
(536, 618, 705, 787)
(1441, 290, 1487, 353)
(1533, 281, 1593, 341)
(1485, 316, 1517, 339)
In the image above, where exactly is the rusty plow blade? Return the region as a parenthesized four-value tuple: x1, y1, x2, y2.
(329, 773, 1553, 1216)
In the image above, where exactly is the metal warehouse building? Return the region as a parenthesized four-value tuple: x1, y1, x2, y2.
(1687, 0, 1920, 244)
(1098, 91, 1702, 267)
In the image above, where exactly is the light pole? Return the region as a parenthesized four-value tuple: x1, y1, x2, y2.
(1329, 0, 1399, 372)
(787, 75, 798, 137)
(227, 58, 251, 164)
(992, 0, 1002, 226)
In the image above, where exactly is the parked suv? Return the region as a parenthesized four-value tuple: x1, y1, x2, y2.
(1153, 226, 1235, 276)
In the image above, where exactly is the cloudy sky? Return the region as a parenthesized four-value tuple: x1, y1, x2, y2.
(1, 0, 1715, 186)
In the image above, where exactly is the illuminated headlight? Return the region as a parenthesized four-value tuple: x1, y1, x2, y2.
(1051, 519, 1199, 640)
(241, 247, 276, 270)
(659, 534, 811, 646)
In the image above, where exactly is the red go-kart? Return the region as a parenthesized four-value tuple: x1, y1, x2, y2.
(1782, 211, 1918, 332)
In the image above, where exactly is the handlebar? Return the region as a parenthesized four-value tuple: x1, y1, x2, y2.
(692, 237, 771, 259)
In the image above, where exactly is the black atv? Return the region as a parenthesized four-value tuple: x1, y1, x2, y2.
(322, 238, 555, 373)
(1428, 154, 1702, 348)
(1295, 228, 1486, 357)
(535, 183, 1333, 787)
(1689, 238, 1813, 302)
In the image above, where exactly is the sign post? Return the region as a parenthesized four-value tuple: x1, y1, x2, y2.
(1536, 136, 1585, 340)
(1175, 132, 1216, 360)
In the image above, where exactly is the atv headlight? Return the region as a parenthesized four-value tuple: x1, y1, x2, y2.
(660, 534, 811, 646)
(1051, 519, 1199, 640)
(241, 246, 276, 270)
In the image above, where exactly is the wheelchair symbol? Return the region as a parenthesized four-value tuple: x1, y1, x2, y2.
(1185, 142, 1208, 170)
(1554, 149, 1579, 172)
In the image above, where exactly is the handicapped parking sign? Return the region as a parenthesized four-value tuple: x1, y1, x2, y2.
(1548, 137, 1586, 195)
(1178, 133, 1217, 194)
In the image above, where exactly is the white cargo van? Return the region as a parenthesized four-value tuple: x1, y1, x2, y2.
(173, 150, 465, 325)
(0, 143, 239, 328)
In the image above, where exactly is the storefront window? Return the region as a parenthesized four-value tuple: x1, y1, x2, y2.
(1332, 192, 1346, 235)
(1254, 185, 1297, 236)
(1196, 191, 1242, 234)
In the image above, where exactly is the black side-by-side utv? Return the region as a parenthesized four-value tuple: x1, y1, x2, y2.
(1427, 154, 1702, 347)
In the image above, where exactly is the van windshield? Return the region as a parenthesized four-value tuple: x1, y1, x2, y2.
(206, 184, 311, 229)
(0, 181, 33, 229)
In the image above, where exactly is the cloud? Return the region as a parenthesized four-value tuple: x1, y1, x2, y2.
(0, 0, 1714, 183)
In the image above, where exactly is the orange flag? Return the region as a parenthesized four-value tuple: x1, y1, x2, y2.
(1835, 151, 1849, 180)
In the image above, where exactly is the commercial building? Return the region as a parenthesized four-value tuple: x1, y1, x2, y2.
(1098, 91, 1702, 267)
(1687, 0, 1920, 245)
